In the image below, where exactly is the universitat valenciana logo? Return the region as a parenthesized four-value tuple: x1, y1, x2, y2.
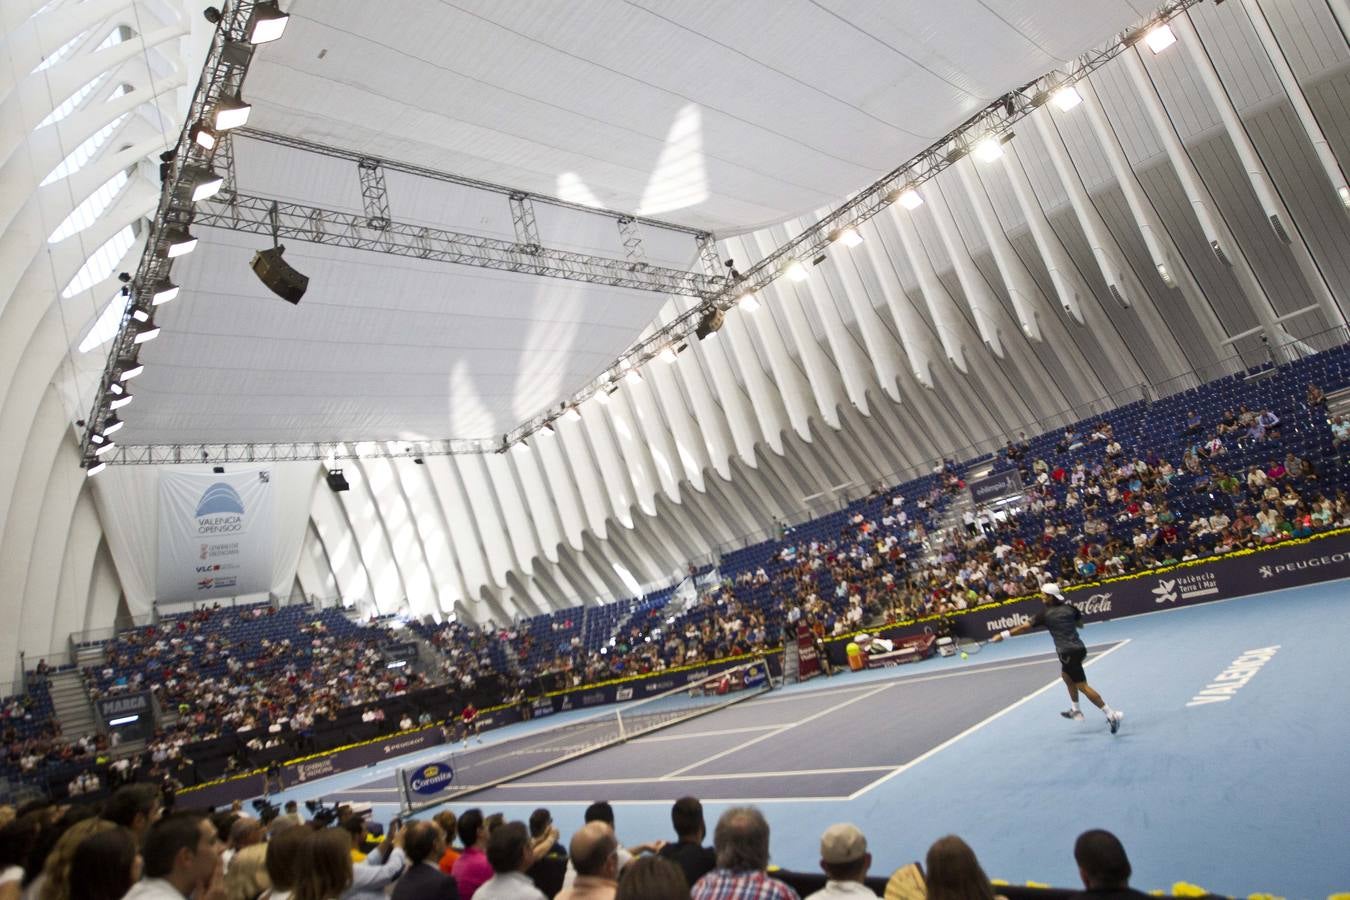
(195, 482, 247, 535)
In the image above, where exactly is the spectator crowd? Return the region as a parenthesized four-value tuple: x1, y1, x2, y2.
(0, 787, 1166, 900)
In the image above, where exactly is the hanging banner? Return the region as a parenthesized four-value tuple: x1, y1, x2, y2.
(156, 469, 275, 602)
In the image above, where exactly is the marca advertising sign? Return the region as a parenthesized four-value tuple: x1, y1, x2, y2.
(968, 468, 1024, 505)
(404, 760, 455, 797)
(95, 691, 151, 720)
(156, 469, 275, 601)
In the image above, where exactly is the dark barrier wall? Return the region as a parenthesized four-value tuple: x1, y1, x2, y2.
(282, 727, 444, 788)
(818, 529, 1350, 665)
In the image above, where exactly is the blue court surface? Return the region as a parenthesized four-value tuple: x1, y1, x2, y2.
(261, 580, 1350, 898)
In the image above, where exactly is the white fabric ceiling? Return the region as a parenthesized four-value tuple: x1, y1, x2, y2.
(121, 0, 1157, 447)
(246, 0, 1152, 234)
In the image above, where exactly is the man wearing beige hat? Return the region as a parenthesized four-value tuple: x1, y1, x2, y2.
(804, 824, 876, 899)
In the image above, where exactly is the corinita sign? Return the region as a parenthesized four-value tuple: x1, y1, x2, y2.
(156, 469, 275, 601)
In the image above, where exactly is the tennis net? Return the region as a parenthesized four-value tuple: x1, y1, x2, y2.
(400, 657, 773, 811)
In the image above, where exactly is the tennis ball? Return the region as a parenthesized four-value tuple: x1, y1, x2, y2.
(960, 651, 968, 659)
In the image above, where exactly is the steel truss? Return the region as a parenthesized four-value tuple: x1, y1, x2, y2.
(102, 440, 497, 466)
(78, 0, 265, 469)
(194, 192, 722, 296)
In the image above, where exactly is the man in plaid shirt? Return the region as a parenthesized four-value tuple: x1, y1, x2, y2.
(691, 807, 799, 900)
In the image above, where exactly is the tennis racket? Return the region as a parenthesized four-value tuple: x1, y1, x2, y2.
(953, 635, 984, 655)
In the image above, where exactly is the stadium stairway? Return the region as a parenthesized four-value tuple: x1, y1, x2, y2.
(47, 669, 96, 741)
(1326, 385, 1350, 419)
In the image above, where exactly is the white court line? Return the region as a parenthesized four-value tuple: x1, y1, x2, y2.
(660, 681, 895, 779)
(630, 725, 782, 743)
(500, 764, 895, 788)
(845, 638, 1132, 800)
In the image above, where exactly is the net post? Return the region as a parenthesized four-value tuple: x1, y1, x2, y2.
(616, 708, 626, 742)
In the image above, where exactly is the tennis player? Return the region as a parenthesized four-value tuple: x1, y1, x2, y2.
(460, 702, 482, 744)
(990, 583, 1123, 733)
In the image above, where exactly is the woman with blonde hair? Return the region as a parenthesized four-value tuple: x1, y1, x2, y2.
(924, 835, 1005, 900)
(39, 819, 116, 900)
(225, 845, 271, 900)
(293, 831, 353, 900)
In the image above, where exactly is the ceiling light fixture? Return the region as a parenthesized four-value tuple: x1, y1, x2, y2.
(784, 260, 809, 282)
(835, 227, 863, 248)
(102, 415, 124, 436)
(94, 441, 117, 456)
(151, 281, 180, 305)
(133, 321, 160, 344)
(161, 226, 197, 258)
(974, 134, 1006, 162)
(118, 362, 144, 381)
(1051, 85, 1083, 112)
(85, 461, 106, 477)
(739, 292, 760, 312)
(211, 92, 252, 131)
(189, 122, 218, 151)
(185, 166, 224, 202)
(246, 1, 290, 43)
(1144, 23, 1177, 53)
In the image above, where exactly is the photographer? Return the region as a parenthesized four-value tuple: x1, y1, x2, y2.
(340, 817, 405, 900)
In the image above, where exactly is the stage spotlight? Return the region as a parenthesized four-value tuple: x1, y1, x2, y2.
(109, 394, 133, 411)
(783, 260, 808, 282)
(834, 227, 863, 248)
(974, 134, 1005, 162)
(1144, 23, 1176, 53)
(1156, 263, 1176, 287)
(151, 280, 180, 305)
(211, 92, 252, 131)
(739, 291, 760, 312)
(212, 466, 225, 474)
(102, 415, 124, 436)
(541, 423, 556, 436)
(945, 145, 969, 164)
(1051, 86, 1083, 112)
(658, 347, 678, 364)
(595, 390, 611, 405)
(133, 320, 160, 344)
(131, 308, 151, 323)
(118, 362, 144, 381)
(203, 7, 222, 24)
(247, 1, 290, 43)
(695, 308, 725, 340)
(562, 407, 582, 423)
(325, 469, 350, 492)
(86, 461, 106, 477)
(185, 166, 224, 202)
(190, 122, 218, 151)
(162, 226, 197, 258)
(251, 245, 308, 304)
(624, 369, 643, 386)
(94, 441, 116, 457)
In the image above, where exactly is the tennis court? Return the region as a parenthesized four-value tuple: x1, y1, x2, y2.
(276, 580, 1350, 898)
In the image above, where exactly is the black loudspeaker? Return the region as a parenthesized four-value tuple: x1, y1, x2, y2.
(326, 469, 349, 492)
(251, 245, 308, 304)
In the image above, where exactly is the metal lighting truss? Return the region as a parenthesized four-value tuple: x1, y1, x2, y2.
(192, 192, 722, 297)
(77, 0, 265, 468)
(84, 0, 1203, 467)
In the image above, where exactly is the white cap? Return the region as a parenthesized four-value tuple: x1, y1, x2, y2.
(1041, 582, 1065, 600)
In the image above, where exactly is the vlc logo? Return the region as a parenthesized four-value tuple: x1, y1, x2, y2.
(1151, 579, 1178, 604)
